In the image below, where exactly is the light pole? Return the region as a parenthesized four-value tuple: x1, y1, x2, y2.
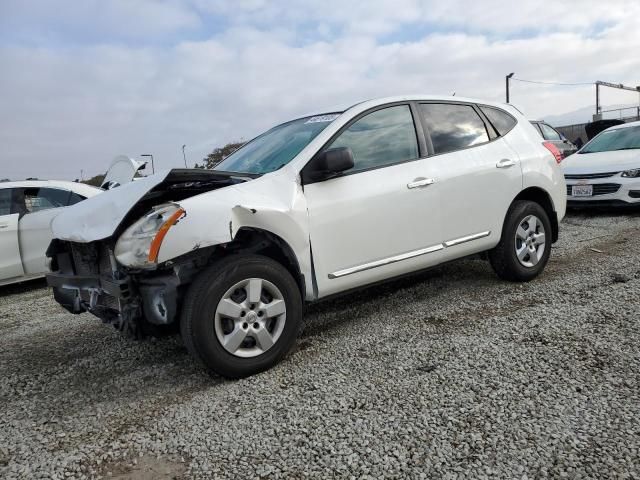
(506, 72, 515, 103)
(182, 144, 188, 168)
(140, 154, 154, 174)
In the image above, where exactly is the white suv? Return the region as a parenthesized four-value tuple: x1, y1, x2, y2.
(46, 95, 566, 378)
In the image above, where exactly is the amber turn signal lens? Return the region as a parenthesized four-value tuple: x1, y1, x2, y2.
(147, 208, 186, 263)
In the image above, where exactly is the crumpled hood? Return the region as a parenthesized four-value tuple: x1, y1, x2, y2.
(51, 168, 287, 244)
(562, 149, 640, 174)
(51, 171, 172, 242)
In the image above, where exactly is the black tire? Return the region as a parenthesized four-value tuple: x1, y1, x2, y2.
(489, 200, 552, 282)
(180, 254, 303, 378)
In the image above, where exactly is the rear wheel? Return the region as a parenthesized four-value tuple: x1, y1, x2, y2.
(180, 254, 302, 378)
(489, 200, 552, 282)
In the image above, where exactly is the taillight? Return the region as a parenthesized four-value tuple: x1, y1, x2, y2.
(543, 141, 564, 164)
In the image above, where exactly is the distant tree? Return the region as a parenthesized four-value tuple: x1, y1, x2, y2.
(83, 174, 105, 187)
(196, 141, 244, 169)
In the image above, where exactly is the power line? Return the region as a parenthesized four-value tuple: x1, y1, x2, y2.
(512, 78, 593, 86)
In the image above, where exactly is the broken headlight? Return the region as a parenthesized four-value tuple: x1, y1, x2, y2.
(115, 203, 185, 268)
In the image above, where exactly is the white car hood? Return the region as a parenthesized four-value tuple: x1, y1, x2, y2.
(52, 171, 171, 242)
(562, 149, 640, 174)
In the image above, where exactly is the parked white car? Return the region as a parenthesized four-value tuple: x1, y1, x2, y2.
(0, 156, 146, 286)
(563, 120, 640, 207)
(46, 95, 566, 378)
(0, 180, 102, 286)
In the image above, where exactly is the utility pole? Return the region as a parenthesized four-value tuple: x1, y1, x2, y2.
(505, 72, 515, 103)
(182, 144, 187, 168)
(140, 154, 154, 174)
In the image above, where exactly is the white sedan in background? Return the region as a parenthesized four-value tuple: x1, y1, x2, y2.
(563, 121, 640, 207)
(0, 180, 102, 285)
(0, 156, 146, 286)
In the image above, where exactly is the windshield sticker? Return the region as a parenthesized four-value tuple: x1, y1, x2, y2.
(305, 114, 340, 124)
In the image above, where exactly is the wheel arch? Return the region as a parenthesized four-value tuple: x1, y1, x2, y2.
(226, 227, 307, 299)
(511, 187, 559, 242)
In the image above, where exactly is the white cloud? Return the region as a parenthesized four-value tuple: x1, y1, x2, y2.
(0, 0, 200, 43)
(0, 0, 639, 180)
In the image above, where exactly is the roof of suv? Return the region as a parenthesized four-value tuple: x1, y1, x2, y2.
(296, 95, 519, 125)
(347, 94, 510, 111)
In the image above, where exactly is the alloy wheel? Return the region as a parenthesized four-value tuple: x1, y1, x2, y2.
(214, 278, 287, 358)
(514, 214, 546, 268)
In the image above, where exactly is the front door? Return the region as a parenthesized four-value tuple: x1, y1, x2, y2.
(304, 104, 444, 298)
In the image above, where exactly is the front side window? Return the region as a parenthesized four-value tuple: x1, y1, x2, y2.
(580, 125, 640, 153)
(480, 106, 517, 136)
(420, 103, 489, 154)
(14, 187, 71, 214)
(0, 189, 11, 216)
(214, 114, 340, 175)
(539, 123, 562, 141)
(327, 105, 419, 172)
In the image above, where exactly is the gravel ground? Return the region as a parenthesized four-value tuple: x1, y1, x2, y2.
(1, 211, 639, 479)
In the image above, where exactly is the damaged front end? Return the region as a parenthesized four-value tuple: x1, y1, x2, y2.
(46, 238, 212, 338)
(45, 169, 256, 338)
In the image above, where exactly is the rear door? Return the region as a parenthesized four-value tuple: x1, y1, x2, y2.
(417, 102, 523, 259)
(0, 188, 24, 281)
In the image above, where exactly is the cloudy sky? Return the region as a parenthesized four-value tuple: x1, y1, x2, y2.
(1, 0, 639, 180)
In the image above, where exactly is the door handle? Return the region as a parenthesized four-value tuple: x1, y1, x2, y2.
(0, 224, 8, 229)
(407, 177, 435, 189)
(496, 158, 516, 168)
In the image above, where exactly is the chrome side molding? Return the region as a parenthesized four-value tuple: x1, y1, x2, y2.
(328, 244, 444, 279)
(328, 231, 491, 279)
(443, 230, 490, 247)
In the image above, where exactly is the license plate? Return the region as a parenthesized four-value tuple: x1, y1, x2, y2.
(571, 185, 593, 197)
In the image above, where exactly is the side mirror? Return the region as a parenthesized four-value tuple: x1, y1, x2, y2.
(303, 147, 355, 183)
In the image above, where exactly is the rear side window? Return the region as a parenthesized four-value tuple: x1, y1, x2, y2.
(328, 105, 419, 172)
(480, 106, 517, 136)
(538, 123, 562, 141)
(0, 189, 11, 216)
(419, 103, 489, 155)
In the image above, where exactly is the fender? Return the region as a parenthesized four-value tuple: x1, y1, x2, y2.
(157, 171, 315, 300)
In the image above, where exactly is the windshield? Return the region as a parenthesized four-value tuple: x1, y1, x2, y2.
(581, 125, 640, 154)
(214, 113, 341, 174)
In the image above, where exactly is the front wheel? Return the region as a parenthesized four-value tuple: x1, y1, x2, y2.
(180, 254, 303, 378)
(489, 200, 552, 282)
